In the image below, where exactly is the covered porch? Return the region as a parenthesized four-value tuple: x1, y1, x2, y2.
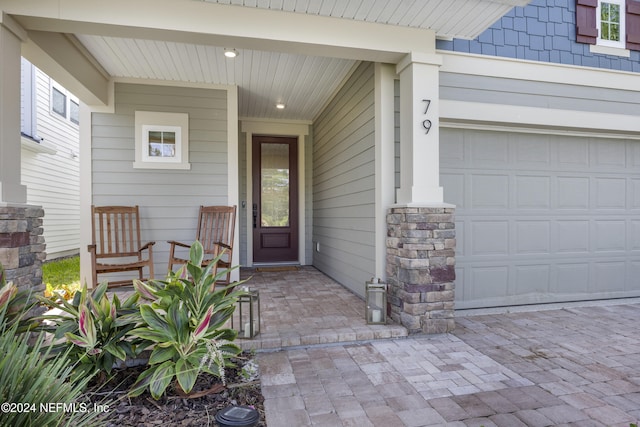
(234, 266, 407, 351)
(0, 0, 530, 335)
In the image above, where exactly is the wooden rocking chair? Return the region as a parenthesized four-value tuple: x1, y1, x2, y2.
(88, 205, 155, 288)
(168, 205, 237, 286)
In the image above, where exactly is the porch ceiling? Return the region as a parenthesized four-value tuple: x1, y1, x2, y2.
(7, 0, 531, 121)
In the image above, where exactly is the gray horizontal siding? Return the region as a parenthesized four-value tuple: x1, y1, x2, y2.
(91, 83, 228, 280)
(312, 62, 375, 298)
(441, 72, 640, 116)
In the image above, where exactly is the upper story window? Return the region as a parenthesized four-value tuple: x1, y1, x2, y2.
(598, 0, 625, 47)
(577, 0, 640, 54)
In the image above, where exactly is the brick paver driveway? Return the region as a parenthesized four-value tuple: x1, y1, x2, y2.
(259, 303, 640, 426)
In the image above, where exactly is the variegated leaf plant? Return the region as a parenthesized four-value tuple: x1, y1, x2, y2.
(128, 241, 247, 400)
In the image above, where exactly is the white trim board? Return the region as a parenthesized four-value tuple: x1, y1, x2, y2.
(439, 50, 640, 92)
(441, 100, 640, 139)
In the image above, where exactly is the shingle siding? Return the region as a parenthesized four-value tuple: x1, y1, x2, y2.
(437, 0, 640, 72)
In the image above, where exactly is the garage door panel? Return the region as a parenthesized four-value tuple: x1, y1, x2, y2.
(594, 220, 626, 252)
(592, 140, 626, 169)
(470, 134, 508, 167)
(515, 136, 551, 167)
(471, 174, 509, 209)
(515, 221, 549, 254)
(557, 177, 589, 209)
(555, 263, 590, 294)
(441, 135, 465, 166)
(516, 176, 550, 209)
(594, 261, 626, 292)
(631, 179, 640, 209)
(441, 173, 465, 207)
(515, 265, 550, 295)
(455, 220, 465, 256)
(629, 145, 640, 171)
(595, 178, 626, 209)
(558, 139, 589, 168)
(471, 221, 508, 255)
(630, 221, 640, 251)
(443, 129, 640, 309)
(471, 266, 509, 300)
(556, 220, 589, 253)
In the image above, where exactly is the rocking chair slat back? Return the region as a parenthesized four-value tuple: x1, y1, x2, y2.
(89, 205, 155, 288)
(93, 206, 141, 257)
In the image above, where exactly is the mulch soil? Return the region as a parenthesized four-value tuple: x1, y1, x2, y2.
(82, 353, 266, 426)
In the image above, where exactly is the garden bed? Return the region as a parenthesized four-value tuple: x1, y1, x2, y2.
(83, 353, 266, 426)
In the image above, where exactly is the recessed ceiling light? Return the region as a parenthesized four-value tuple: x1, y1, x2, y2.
(276, 103, 285, 109)
(224, 48, 238, 58)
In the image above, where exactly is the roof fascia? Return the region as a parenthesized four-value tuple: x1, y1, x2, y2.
(7, 0, 437, 62)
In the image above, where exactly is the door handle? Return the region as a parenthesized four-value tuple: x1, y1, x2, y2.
(253, 203, 258, 228)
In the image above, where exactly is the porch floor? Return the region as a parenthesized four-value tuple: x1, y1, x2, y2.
(234, 266, 407, 352)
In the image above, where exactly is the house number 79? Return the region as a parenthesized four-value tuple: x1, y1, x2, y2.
(421, 99, 432, 134)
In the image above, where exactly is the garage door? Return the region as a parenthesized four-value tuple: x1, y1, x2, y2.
(441, 128, 640, 309)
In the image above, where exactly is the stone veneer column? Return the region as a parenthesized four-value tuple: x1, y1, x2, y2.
(386, 206, 455, 334)
(0, 206, 46, 293)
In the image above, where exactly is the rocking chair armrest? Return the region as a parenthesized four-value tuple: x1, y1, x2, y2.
(213, 242, 232, 255)
(88, 244, 97, 254)
(167, 240, 191, 249)
(139, 241, 156, 252)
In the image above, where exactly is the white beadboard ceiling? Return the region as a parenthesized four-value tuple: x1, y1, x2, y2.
(44, 0, 528, 120)
(76, 35, 356, 121)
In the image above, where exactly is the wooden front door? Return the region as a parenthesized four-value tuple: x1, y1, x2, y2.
(252, 135, 299, 263)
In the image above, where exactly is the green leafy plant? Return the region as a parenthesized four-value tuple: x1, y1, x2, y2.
(36, 281, 144, 378)
(0, 306, 108, 427)
(128, 241, 245, 400)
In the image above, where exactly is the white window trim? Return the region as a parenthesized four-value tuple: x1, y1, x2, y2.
(134, 111, 191, 170)
(50, 79, 80, 127)
(596, 0, 625, 49)
(589, 43, 631, 57)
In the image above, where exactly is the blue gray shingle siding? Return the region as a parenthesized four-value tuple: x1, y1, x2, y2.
(436, 0, 640, 72)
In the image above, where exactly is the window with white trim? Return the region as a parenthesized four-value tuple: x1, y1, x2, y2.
(50, 80, 80, 126)
(597, 0, 625, 47)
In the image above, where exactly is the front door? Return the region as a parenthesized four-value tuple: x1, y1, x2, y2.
(252, 135, 298, 263)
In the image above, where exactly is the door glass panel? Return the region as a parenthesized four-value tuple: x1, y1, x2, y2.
(261, 143, 289, 227)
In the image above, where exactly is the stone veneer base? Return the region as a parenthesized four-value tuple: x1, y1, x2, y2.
(0, 205, 45, 293)
(386, 206, 456, 334)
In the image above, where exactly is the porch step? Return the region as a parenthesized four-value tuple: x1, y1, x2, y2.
(236, 323, 408, 352)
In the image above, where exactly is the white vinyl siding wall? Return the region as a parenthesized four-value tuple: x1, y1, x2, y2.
(21, 63, 80, 259)
(312, 62, 375, 297)
(91, 83, 228, 280)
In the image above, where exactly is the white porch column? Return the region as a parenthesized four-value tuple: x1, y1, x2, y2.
(395, 52, 443, 205)
(0, 14, 27, 204)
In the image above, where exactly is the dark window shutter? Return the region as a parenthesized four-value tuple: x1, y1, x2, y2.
(576, 0, 598, 44)
(627, 0, 640, 50)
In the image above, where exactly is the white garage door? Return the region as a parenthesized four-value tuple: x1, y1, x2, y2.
(441, 129, 640, 309)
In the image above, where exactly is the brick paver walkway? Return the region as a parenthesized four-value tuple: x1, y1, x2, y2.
(250, 269, 640, 426)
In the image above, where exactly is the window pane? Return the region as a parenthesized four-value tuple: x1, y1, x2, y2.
(70, 100, 79, 124)
(148, 131, 176, 157)
(261, 143, 290, 227)
(601, 3, 620, 41)
(52, 87, 66, 117)
(610, 24, 620, 41)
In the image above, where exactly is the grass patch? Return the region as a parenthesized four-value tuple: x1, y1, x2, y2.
(43, 256, 81, 300)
